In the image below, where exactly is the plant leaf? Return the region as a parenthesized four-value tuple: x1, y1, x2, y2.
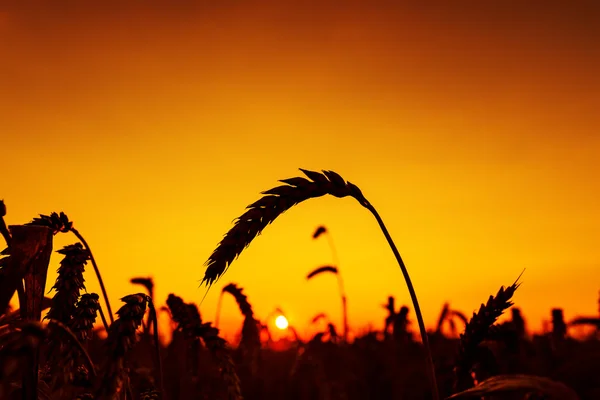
(447, 374, 580, 400)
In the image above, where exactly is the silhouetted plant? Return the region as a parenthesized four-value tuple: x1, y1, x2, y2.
(201, 169, 439, 400)
(95, 293, 162, 400)
(69, 293, 101, 343)
(45, 243, 91, 326)
(0, 200, 10, 247)
(453, 278, 521, 392)
(167, 293, 242, 400)
(312, 225, 349, 343)
(27, 212, 114, 324)
(220, 283, 261, 375)
(552, 308, 567, 343)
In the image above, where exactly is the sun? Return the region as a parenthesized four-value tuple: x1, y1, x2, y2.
(275, 315, 289, 330)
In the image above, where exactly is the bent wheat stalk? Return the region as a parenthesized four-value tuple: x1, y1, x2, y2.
(201, 168, 440, 400)
(306, 264, 348, 343)
(27, 212, 114, 324)
(312, 226, 349, 343)
(453, 277, 521, 392)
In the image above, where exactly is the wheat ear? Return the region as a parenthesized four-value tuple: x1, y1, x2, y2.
(453, 278, 521, 392)
(167, 294, 242, 400)
(221, 283, 261, 371)
(95, 293, 148, 400)
(46, 243, 90, 325)
(27, 212, 114, 323)
(201, 168, 439, 400)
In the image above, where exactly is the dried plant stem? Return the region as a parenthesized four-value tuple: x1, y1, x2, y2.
(317, 230, 349, 344)
(147, 297, 165, 399)
(364, 202, 438, 400)
(202, 169, 439, 400)
(202, 169, 440, 400)
(71, 228, 114, 324)
(327, 235, 349, 344)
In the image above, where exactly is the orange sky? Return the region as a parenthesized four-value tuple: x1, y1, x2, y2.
(1, 1, 599, 343)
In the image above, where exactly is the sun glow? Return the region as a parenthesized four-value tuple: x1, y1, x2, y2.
(275, 315, 289, 330)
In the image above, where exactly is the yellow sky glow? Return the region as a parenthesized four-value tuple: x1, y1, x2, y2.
(1, 2, 599, 343)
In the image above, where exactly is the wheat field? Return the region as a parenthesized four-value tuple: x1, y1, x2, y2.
(0, 171, 599, 400)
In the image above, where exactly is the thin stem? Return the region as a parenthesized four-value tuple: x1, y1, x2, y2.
(328, 234, 349, 344)
(364, 202, 439, 400)
(147, 297, 165, 398)
(322, 231, 349, 343)
(71, 228, 114, 324)
(325, 233, 339, 272)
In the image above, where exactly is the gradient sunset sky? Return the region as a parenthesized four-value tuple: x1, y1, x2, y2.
(2, 1, 599, 342)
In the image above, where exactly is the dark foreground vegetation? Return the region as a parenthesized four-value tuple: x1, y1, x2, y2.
(1, 169, 599, 400)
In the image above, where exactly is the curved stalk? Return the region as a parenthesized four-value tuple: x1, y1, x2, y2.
(363, 202, 439, 400)
(323, 231, 349, 343)
(71, 228, 114, 324)
(201, 169, 439, 400)
(147, 297, 165, 399)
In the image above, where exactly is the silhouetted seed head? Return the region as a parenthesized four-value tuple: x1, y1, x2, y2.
(306, 265, 338, 280)
(551, 308, 567, 339)
(27, 212, 73, 235)
(312, 225, 327, 239)
(166, 294, 202, 339)
(202, 169, 367, 287)
(311, 313, 327, 324)
(222, 284, 261, 366)
(95, 293, 148, 400)
(450, 310, 469, 326)
(198, 323, 242, 400)
(327, 323, 338, 341)
(0, 200, 6, 217)
(453, 280, 520, 391)
(130, 277, 155, 297)
(166, 294, 242, 400)
(310, 332, 326, 344)
(46, 243, 90, 325)
(222, 283, 254, 318)
(69, 293, 101, 342)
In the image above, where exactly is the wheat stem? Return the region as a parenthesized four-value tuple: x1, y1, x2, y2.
(362, 202, 439, 400)
(71, 228, 114, 324)
(318, 229, 349, 343)
(201, 168, 439, 400)
(146, 296, 165, 399)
